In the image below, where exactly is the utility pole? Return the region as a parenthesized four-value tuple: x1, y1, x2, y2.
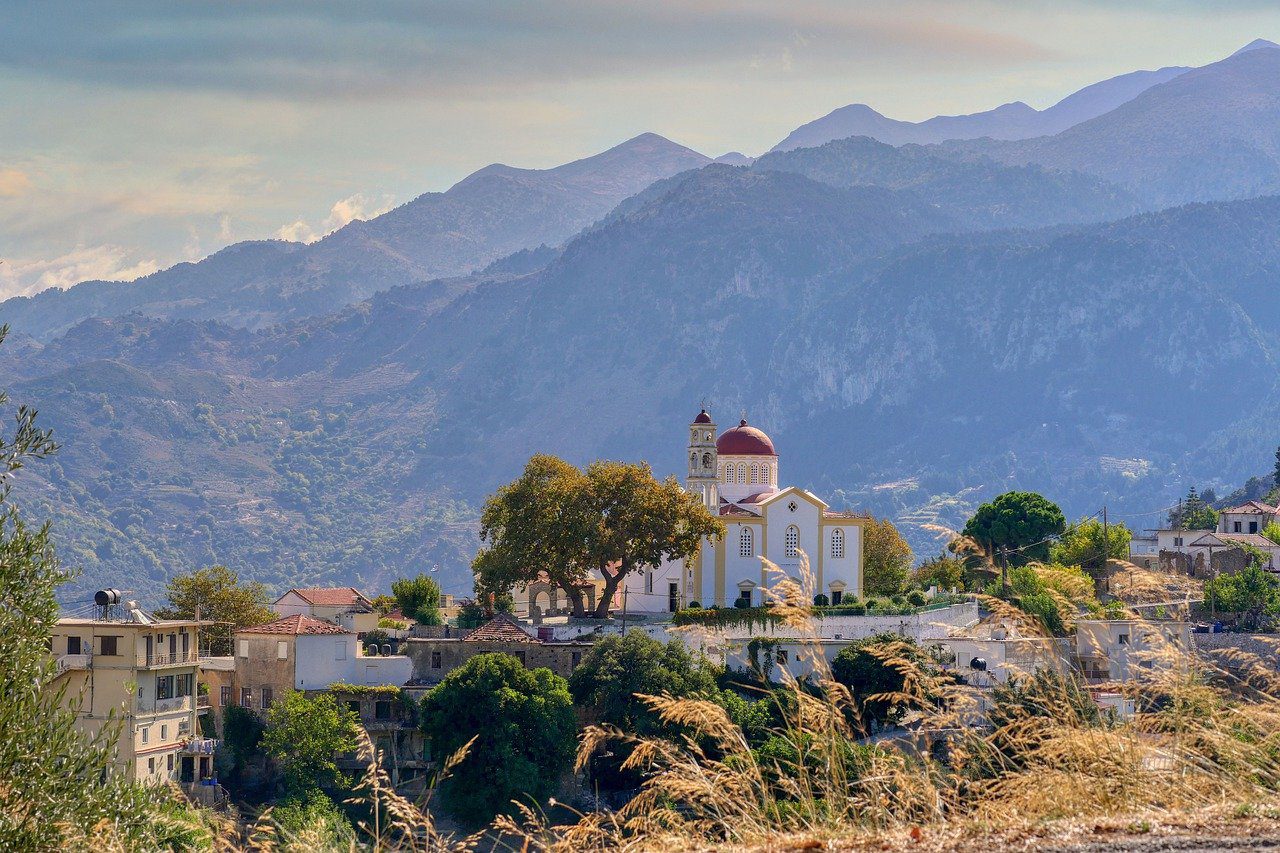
(1000, 546, 1009, 598)
(1101, 505, 1109, 594)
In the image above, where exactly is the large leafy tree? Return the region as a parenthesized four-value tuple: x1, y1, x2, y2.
(155, 564, 275, 656)
(569, 630, 720, 788)
(421, 653, 576, 826)
(391, 573, 443, 625)
(472, 455, 598, 615)
(962, 492, 1066, 578)
(1205, 561, 1280, 630)
(911, 553, 966, 592)
(1168, 486, 1218, 531)
(261, 690, 360, 797)
(1049, 518, 1131, 574)
(864, 517, 913, 595)
(0, 326, 207, 849)
(474, 456, 723, 618)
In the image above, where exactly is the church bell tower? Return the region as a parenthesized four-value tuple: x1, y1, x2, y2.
(687, 408, 718, 510)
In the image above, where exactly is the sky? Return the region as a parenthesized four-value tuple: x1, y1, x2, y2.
(3, 1, 1280, 300)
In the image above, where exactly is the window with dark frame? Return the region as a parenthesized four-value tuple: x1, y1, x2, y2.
(100, 635, 119, 656)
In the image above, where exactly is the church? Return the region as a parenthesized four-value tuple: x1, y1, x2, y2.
(623, 407, 867, 614)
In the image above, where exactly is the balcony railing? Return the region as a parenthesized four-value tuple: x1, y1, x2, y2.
(181, 737, 219, 755)
(137, 695, 193, 715)
(56, 653, 92, 673)
(137, 651, 199, 668)
(196, 695, 211, 709)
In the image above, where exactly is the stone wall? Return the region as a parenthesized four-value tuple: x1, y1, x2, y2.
(1193, 632, 1280, 668)
(1158, 548, 1250, 578)
(404, 638, 593, 685)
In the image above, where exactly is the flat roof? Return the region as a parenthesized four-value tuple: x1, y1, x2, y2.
(56, 617, 205, 628)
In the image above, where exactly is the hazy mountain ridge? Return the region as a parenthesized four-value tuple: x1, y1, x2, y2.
(0, 134, 710, 342)
(11, 184, 1280, 599)
(770, 65, 1189, 151)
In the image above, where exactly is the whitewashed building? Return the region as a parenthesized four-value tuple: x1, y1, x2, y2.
(623, 408, 868, 613)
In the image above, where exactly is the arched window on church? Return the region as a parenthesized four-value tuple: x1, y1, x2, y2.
(690, 452, 697, 469)
(785, 525, 800, 558)
(739, 527, 754, 558)
(738, 463, 748, 483)
(761, 463, 771, 484)
(831, 528, 845, 559)
(702, 452, 712, 468)
(750, 464, 759, 484)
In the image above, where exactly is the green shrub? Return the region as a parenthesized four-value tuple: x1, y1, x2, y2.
(905, 589, 928, 607)
(813, 593, 830, 607)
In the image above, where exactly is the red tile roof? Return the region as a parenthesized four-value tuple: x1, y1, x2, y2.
(282, 587, 372, 608)
(464, 613, 540, 644)
(239, 614, 349, 635)
(1222, 501, 1279, 515)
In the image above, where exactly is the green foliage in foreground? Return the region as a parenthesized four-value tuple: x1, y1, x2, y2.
(262, 691, 361, 798)
(422, 653, 576, 826)
(392, 573, 443, 625)
(0, 325, 209, 849)
(1206, 562, 1280, 630)
(832, 633, 946, 731)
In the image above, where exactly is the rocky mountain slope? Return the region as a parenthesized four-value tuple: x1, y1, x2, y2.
(10, 175, 1280, 600)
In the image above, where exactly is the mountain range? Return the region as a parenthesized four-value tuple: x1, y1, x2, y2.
(6, 39, 1280, 602)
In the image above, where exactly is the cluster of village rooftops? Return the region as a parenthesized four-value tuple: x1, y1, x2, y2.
(47, 407, 1195, 796)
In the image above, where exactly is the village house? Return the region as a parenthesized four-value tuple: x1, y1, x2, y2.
(1151, 527, 1280, 576)
(405, 613, 593, 684)
(1074, 619, 1192, 682)
(230, 614, 412, 714)
(1216, 500, 1280, 535)
(273, 586, 379, 633)
(329, 684, 431, 793)
(49, 592, 220, 800)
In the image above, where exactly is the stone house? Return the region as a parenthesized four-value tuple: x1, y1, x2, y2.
(329, 685, 431, 793)
(1217, 500, 1280, 535)
(405, 613, 593, 685)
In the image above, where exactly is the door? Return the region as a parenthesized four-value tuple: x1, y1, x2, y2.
(668, 582, 679, 612)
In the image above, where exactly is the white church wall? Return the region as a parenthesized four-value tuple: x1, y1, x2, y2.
(764, 494, 820, 582)
(822, 523, 863, 599)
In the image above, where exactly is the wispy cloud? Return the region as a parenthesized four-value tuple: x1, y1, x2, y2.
(0, 245, 159, 299)
(275, 192, 397, 243)
(0, 169, 32, 197)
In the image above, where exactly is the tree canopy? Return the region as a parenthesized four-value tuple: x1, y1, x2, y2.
(863, 517, 913, 595)
(473, 455, 723, 618)
(421, 653, 576, 826)
(1049, 518, 1131, 574)
(261, 691, 360, 797)
(962, 491, 1066, 568)
(911, 553, 966, 592)
(1168, 486, 1218, 531)
(155, 564, 275, 656)
(391, 573, 443, 625)
(1205, 561, 1280, 630)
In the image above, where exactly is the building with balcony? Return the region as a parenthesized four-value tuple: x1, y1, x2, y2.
(50, 594, 219, 792)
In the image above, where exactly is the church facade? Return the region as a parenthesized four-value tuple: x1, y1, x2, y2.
(624, 408, 867, 613)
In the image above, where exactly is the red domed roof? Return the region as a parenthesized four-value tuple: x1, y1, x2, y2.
(717, 419, 776, 456)
(693, 409, 713, 424)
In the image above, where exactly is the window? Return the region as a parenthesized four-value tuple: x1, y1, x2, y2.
(182, 631, 190, 657)
(739, 527, 754, 558)
(347, 700, 361, 715)
(375, 700, 392, 720)
(785, 525, 799, 558)
(276, 641, 288, 660)
(240, 687, 252, 707)
(156, 675, 175, 700)
(261, 687, 273, 709)
(177, 673, 192, 696)
(831, 529, 845, 559)
(1250, 521, 1259, 534)
(100, 636, 119, 656)
(701, 452, 712, 467)
(750, 464, 759, 484)
(646, 571, 653, 594)
(148, 757, 155, 775)
(514, 651, 526, 665)
(67, 636, 81, 655)
(238, 640, 248, 658)
(1173, 537, 1183, 547)
(179, 719, 190, 735)
(431, 651, 442, 669)
(669, 581, 679, 613)
(335, 640, 347, 661)
(736, 589, 752, 607)
(1118, 633, 1130, 646)
(141, 727, 149, 744)
(167, 753, 174, 773)
(737, 463, 747, 484)
(761, 463, 770, 483)
(161, 724, 168, 740)
(776, 649, 788, 665)
(571, 651, 581, 666)
(169, 633, 177, 657)
(1234, 521, 1242, 532)
(220, 686, 231, 706)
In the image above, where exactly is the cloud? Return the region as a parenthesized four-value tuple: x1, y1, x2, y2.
(275, 192, 396, 243)
(0, 2, 1053, 99)
(0, 169, 32, 197)
(0, 245, 160, 299)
